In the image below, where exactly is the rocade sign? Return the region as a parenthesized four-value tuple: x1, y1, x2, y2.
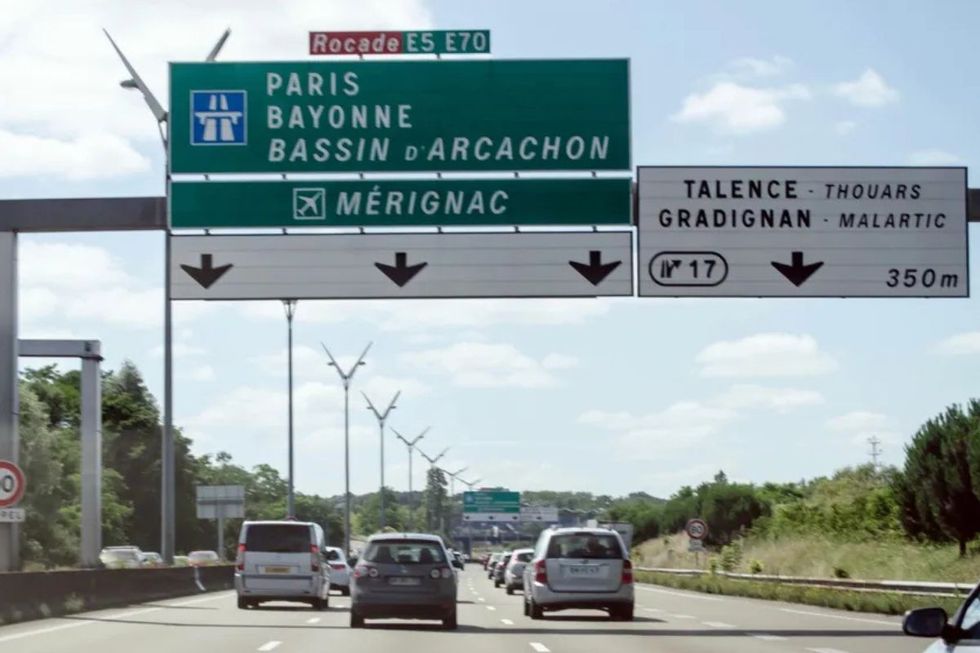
(309, 30, 490, 56)
(168, 60, 630, 174)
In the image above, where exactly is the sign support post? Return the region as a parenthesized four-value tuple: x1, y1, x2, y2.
(0, 233, 17, 572)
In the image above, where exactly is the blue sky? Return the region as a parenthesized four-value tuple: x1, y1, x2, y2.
(3, 0, 978, 498)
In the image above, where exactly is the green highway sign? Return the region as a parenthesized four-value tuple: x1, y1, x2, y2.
(463, 490, 520, 514)
(168, 59, 629, 174)
(169, 178, 630, 229)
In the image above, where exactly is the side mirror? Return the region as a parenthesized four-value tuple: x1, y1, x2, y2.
(453, 559, 464, 570)
(902, 607, 949, 639)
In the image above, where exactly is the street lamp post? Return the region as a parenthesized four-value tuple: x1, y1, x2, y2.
(322, 342, 372, 557)
(393, 427, 429, 530)
(283, 300, 297, 517)
(363, 391, 400, 531)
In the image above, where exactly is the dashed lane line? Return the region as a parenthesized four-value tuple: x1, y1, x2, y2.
(806, 649, 850, 653)
(702, 621, 736, 628)
(636, 585, 723, 602)
(780, 608, 897, 628)
(750, 634, 788, 642)
(487, 606, 497, 611)
(306, 617, 321, 624)
(669, 614, 695, 620)
(257, 642, 282, 652)
(501, 619, 514, 625)
(530, 644, 550, 653)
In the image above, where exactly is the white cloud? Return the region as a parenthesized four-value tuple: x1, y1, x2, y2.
(0, 129, 149, 180)
(150, 342, 206, 358)
(936, 332, 980, 356)
(907, 149, 961, 166)
(240, 298, 612, 332)
(0, 0, 432, 180)
(826, 410, 902, 446)
(401, 342, 578, 388)
(727, 55, 793, 78)
(671, 81, 810, 134)
(717, 384, 824, 413)
(835, 120, 857, 135)
(696, 333, 838, 378)
(833, 69, 898, 107)
(186, 364, 215, 382)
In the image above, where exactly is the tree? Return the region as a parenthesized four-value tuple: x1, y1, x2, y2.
(356, 487, 407, 536)
(424, 467, 448, 534)
(898, 403, 980, 555)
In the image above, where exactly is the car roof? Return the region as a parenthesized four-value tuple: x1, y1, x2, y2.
(546, 527, 620, 536)
(243, 520, 315, 527)
(511, 547, 534, 554)
(366, 532, 444, 543)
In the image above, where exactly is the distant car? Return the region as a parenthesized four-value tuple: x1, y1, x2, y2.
(234, 520, 331, 610)
(188, 550, 221, 567)
(324, 546, 351, 596)
(503, 548, 534, 594)
(523, 527, 634, 621)
(493, 550, 513, 587)
(139, 551, 165, 568)
(173, 555, 191, 567)
(487, 552, 506, 579)
(350, 532, 458, 630)
(99, 546, 143, 569)
(903, 580, 980, 651)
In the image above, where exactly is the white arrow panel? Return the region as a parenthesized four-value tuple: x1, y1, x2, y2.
(170, 232, 633, 300)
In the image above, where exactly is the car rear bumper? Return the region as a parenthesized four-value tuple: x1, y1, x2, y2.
(528, 582, 634, 609)
(235, 573, 324, 598)
(352, 592, 455, 618)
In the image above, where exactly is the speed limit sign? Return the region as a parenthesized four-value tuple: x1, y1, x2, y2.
(0, 460, 26, 508)
(685, 518, 708, 540)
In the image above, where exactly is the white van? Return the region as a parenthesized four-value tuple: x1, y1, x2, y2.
(235, 520, 330, 610)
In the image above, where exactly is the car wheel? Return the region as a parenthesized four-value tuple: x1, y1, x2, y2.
(237, 596, 248, 610)
(494, 579, 501, 588)
(506, 586, 514, 595)
(529, 599, 543, 620)
(443, 608, 458, 630)
(341, 587, 350, 597)
(350, 609, 364, 628)
(523, 597, 530, 616)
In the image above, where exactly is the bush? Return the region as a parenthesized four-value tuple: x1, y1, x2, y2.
(833, 566, 850, 579)
(749, 559, 764, 574)
(720, 542, 742, 572)
(708, 557, 719, 575)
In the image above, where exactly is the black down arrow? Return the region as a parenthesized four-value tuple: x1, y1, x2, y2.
(180, 254, 233, 289)
(375, 252, 428, 287)
(771, 251, 824, 287)
(569, 250, 622, 286)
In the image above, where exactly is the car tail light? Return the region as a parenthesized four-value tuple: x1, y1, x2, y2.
(235, 544, 246, 571)
(534, 560, 547, 584)
(352, 565, 365, 579)
(622, 559, 633, 585)
(441, 567, 453, 579)
(310, 544, 320, 572)
(330, 563, 346, 571)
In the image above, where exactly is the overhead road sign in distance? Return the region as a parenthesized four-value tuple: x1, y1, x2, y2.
(638, 166, 968, 298)
(0, 460, 26, 508)
(170, 178, 631, 229)
(310, 30, 490, 56)
(168, 60, 629, 174)
(169, 232, 633, 300)
(519, 506, 559, 522)
(195, 484, 245, 519)
(462, 490, 520, 522)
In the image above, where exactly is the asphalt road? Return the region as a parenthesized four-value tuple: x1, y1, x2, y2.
(0, 568, 928, 653)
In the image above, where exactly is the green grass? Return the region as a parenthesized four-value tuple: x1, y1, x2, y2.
(635, 532, 980, 583)
(636, 571, 965, 616)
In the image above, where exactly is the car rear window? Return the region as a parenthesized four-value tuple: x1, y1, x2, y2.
(245, 524, 311, 553)
(364, 540, 447, 564)
(546, 533, 623, 560)
(514, 551, 533, 563)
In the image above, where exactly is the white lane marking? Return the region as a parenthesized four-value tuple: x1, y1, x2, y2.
(258, 642, 282, 652)
(487, 606, 497, 611)
(167, 593, 235, 607)
(670, 614, 695, 620)
(478, 597, 486, 602)
(643, 607, 664, 613)
(781, 608, 898, 628)
(702, 621, 736, 628)
(307, 617, 321, 624)
(530, 644, 550, 653)
(750, 634, 788, 641)
(636, 585, 723, 602)
(501, 618, 514, 625)
(807, 649, 850, 653)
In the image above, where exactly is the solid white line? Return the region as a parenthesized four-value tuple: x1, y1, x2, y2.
(530, 644, 550, 653)
(258, 642, 282, 652)
(636, 585, 723, 601)
(306, 617, 321, 624)
(501, 618, 514, 625)
(670, 614, 695, 620)
(806, 648, 850, 653)
(781, 608, 897, 627)
(486, 606, 496, 611)
(643, 607, 663, 613)
(750, 634, 788, 641)
(702, 621, 736, 628)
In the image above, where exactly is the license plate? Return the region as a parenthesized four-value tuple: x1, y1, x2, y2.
(388, 576, 421, 586)
(567, 565, 603, 576)
(264, 566, 291, 574)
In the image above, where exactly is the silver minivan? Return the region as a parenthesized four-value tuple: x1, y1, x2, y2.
(235, 520, 330, 610)
(522, 527, 634, 620)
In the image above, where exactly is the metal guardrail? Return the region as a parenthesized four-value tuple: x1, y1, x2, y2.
(636, 566, 974, 597)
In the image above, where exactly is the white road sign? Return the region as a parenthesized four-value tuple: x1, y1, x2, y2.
(520, 506, 559, 522)
(170, 232, 632, 300)
(638, 167, 968, 297)
(196, 484, 245, 520)
(0, 508, 25, 523)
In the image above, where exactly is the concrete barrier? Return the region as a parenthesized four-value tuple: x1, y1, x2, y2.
(0, 565, 235, 626)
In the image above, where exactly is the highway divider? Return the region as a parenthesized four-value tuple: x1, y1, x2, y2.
(635, 568, 968, 616)
(0, 565, 234, 626)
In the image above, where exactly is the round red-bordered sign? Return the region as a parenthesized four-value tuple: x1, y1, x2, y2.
(685, 518, 709, 540)
(0, 460, 26, 508)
